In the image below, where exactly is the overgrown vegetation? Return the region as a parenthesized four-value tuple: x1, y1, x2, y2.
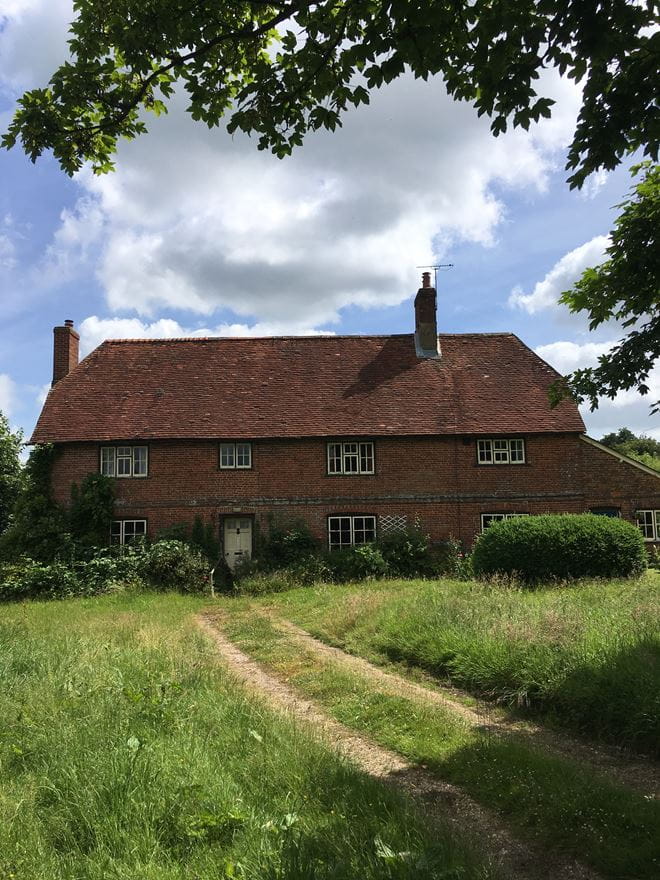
(223, 603, 660, 880)
(259, 576, 660, 755)
(600, 427, 660, 472)
(0, 592, 490, 880)
(0, 410, 22, 536)
(472, 513, 647, 583)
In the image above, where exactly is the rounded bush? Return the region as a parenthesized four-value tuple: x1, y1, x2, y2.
(472, 514, 647, 583)
(142, 540, 210, 592)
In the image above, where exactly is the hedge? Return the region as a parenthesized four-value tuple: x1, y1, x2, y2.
(471, 513, 647, 583)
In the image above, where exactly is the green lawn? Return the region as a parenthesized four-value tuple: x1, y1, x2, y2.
(252, 572, 660, 753)
(221, 602, 660, 880)
(0, 591, 490, 880)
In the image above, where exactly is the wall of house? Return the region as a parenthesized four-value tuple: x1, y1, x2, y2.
(48, 433, 660, 550)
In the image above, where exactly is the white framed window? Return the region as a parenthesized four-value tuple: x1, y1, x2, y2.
(327, 441, 375, 475)
(477, 438, 525, 465)
(100, 445, 148, 478)
(328, 515, 377, 550)
(636, 510, 660, 541)
(481, 512, 529, 531)
(110, 519, 147, 545)
(219, 442, 252, 469)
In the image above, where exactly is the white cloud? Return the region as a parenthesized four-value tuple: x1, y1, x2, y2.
(536, 340, 660, 440)
(78, 315, 333, 357)
(0, 0, 73, 92)
(509, 235, 609, 314)
(0, 374, 16, 417)
(0, 0, 584, 330)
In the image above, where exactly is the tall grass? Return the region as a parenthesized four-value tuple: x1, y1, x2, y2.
(0, 592, 488, 880)
(266, 575, 660, 754)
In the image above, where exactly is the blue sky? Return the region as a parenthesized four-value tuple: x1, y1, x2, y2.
(1, 1, 658, 443)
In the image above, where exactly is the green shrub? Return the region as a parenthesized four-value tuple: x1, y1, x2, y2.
(378, 527, 433, 576)
(0, 559, 84, 601)
(472, 514, 647, 583)
(325, 544, 388, 581)
(257, 521, 320, 570)
(142, 540, 210, 592)
(69, 473, 115, 552)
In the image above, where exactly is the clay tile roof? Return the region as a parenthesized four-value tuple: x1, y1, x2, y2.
(31, 333, 585, 443)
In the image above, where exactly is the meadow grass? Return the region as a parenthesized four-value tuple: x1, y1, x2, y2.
(256, 573, 660, 753)
(0, 590, 491, 880)
(222, 608, 660, 880)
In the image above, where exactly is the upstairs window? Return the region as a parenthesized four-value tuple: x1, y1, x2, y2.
(636, 510, 660, 541)
(477, 438, 525, 465)
(220, 442, 252, 469)
(111, 519, 147, 545)
(327, 441, 374, 475)
(481, 512, 529, 531)
(328, 515, 377, 550)
(101, 446, 148, 478)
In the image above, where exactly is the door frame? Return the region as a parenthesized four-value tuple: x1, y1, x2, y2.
(220, 514, 255, 567)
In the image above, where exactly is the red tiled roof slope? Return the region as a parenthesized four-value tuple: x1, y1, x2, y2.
(31, 333, 585, 442)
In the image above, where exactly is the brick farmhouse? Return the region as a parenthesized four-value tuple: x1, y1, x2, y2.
(32, 275, 660, 565)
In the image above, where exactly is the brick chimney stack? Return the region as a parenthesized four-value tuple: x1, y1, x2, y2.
(414, 273, 441, 358)
(52, 319, 80, 386)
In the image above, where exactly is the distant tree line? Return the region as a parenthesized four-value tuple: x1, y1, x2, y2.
(599, 428, 660, 473)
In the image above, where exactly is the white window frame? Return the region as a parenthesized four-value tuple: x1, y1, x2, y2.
(219, 442, 252, 470)
(328, 515, 377, 550)
(110, 519, 147, 545)
(636, 510, 660, 541)
(100, 445, 148, 478)
(480, 512, 529, 531)
(477, 438, 525, 465)
(327, 441, 375, 475)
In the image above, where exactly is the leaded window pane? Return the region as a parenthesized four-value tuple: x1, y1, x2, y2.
(477, 440, 492, 463)
(343, 443, 359, 473)
(133, 446, 148, 476)
(359, 442, 374, 473)
(101, 447, 115, 476)
(509, 439, 525, 463)
(328, 443, 342, 473)
(353, 516, 376, 545)
(236, 443, 252, 468)
(220, 443, 235, 468)
(493, 440, 509, 463)
(637, 511, 655, 540)
(328, 516, 352, 550)
(110, 521, 122, 544)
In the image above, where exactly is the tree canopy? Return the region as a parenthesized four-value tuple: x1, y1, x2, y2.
(551, 162, 659, 414)
(599, 426, 660, 472)
(0, 411, 22, 536)
(2, 0, 658, 184)
(2, 1, 659, 410)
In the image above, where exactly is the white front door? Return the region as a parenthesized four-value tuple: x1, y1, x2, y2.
(224, 517, 252, 568)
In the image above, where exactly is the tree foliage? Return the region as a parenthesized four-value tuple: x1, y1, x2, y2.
(69, 472, 115, 550)
(599, 427, 660, 472)
(2, 0, 657, 186)
(0, 411, 23, 536)
(551, 163, 660, 413)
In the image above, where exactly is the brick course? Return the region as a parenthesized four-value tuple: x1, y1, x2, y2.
(49, 433, 660, 549)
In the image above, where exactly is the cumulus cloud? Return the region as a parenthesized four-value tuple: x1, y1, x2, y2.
(79, 315, 333, 357)
(0, 0, 585, 331)
(509, 236, 609, 315)
(0, 0, 73, 92)
(536, 340, 660, 440)
(0, 374, 16, 418)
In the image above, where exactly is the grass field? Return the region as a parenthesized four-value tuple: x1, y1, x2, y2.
(0, 591, 490, 880)
(255, 573, 660, 754)
(221, 603, 660, 880)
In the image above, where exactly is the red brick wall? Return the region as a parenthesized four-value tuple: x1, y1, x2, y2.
(49, 434, 660, 548)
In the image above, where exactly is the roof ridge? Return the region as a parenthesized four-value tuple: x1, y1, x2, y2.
(100, 331, 515, 345)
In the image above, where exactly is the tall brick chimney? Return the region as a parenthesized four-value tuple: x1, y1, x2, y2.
(52, 319, 80, 385)
(414, 272, 441, 358)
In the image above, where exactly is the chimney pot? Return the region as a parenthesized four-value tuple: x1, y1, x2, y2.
(52, 320, 80, 386)
(422, 271, 431, 288)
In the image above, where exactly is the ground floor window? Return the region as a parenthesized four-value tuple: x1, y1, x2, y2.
(111, 519, 147, 545)
(636, 510, 660, 541)
(328, 515, 376, 550)
(480, 512, 529, 531)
